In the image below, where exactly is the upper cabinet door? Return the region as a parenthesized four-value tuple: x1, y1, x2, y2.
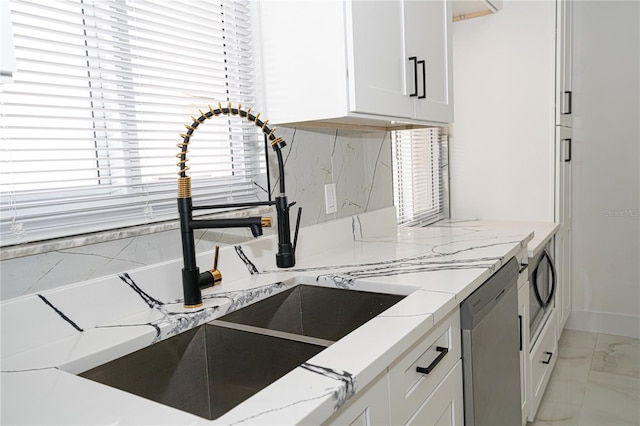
(556, 0, 573, 127)
(347, 1, 413, 119)
(404, 0, 453, 123)
(348, 0, 453, 123)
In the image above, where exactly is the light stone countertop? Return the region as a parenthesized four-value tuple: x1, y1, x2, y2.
(1, 208, 556, 425)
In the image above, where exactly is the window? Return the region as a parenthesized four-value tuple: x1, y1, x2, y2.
(0, 0, 265, 247)
(392, 127, 449, 226)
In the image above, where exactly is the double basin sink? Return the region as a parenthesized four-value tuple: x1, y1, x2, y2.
(80, 284, 405, 420)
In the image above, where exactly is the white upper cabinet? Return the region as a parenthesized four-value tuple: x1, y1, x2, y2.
(258, 0, 453, 128)
(556, 0, 573, 127)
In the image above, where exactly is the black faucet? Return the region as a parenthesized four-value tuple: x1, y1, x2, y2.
(177, 103, 300, 308)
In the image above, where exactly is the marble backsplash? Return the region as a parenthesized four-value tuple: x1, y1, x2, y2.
(0, 127, 393, 300)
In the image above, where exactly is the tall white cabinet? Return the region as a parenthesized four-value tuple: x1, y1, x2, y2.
(554, 0, 574, 334)
(257, 0, 453, 128)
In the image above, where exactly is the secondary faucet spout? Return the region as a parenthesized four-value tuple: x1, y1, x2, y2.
(176, 103, 300, 308)
(189, 217, 272, 237)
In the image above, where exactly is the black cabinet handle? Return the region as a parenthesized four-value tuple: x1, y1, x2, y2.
(563, 91, 572, 115)
(409, 57, 418, 97)
(519, 314, 523, 351)
(564, 138, 572, 162)
(542, 351, 553, 364)
(418, 59, 426, 99)
(416, 346, 448, 375)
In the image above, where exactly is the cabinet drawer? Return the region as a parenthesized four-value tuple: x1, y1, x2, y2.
(405, 360, 463, 426)
(389, 309, 461, 425)
(529, 309, 557, 421)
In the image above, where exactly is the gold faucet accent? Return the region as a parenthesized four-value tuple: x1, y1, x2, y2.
(206, 246, 222, 285)
(261, 217, 273, 228)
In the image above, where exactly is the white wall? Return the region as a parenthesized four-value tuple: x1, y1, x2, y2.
(451, 0, 639, 337)
(449, 1, 556, 222)
(566, 0, 640, 337)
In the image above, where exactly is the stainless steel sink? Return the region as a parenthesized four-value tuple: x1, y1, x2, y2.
(79, 284, 404, 420)
(218, 284, 405, 342)
(80, 324, 325, 420)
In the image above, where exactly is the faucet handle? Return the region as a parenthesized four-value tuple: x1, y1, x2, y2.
(209, 245, 222, 285)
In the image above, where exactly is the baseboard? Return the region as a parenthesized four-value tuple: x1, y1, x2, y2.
(565, 309, 640, 338)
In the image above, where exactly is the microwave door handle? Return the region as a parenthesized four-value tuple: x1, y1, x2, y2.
(533, 249, 557, 308)
(532, 263, 546, 307)
(531, 273, 547, 308)
(542, 249, 557, 307)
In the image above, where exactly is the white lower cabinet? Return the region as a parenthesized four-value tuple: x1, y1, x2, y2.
(528, 309, 558, 422)
(518, 250, 562, 424)
(325, 370, 390, 425)
(329, 286, 557, 425)
(518, 278, 531, 426)
(388, 309, 462, 425)
(328, 309, 462, 425)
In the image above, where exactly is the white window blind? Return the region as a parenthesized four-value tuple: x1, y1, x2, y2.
(0, 0, 266, 247)
(392, 128, 449, 227)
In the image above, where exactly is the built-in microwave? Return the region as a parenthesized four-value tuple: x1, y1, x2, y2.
(529, 242, 557, 346)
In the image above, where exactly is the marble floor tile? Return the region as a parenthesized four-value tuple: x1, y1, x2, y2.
(559, 329, 599, 360)
(533, 357, 589, 424)
(531, 330, 640, 426)
(577, 370, 640, 426)
(591, 334, 640, 379)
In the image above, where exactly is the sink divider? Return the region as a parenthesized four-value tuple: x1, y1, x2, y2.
(209, 320, 334, 348)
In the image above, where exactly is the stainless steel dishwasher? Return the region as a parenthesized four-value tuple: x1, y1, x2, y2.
(460, 257, 521, 426)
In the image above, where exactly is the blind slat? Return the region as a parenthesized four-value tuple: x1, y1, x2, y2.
(1, 0, 265, 246)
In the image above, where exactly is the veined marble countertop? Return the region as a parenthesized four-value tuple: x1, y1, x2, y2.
(433, 219, 559, 258)
(0, 208, 556, 425)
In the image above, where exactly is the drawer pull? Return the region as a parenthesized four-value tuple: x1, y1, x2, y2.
(416, 346, 448, 375)
(541, 351, 553, 364)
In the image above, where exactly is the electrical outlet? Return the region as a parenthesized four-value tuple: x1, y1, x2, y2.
(324, 183, 337, 214)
